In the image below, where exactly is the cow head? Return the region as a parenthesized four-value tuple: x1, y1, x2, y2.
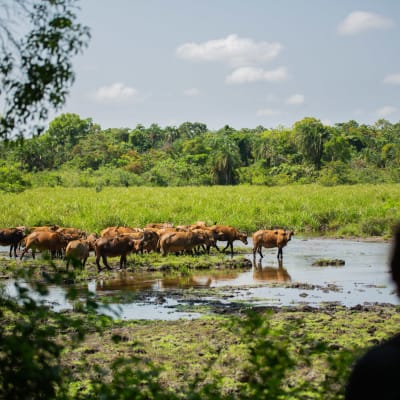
(239, 232, 248, 245)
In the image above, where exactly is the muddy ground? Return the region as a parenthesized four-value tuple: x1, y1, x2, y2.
(2, 249, 400, 398)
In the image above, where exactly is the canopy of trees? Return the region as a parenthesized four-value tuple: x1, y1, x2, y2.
(1, 114, 400, 191)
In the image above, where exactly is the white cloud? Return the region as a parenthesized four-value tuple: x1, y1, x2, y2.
(183, 88, 200, 96)
(176, 34, 282, 67)
(226, 66, 288, 84)
(95, 82, 138, 103)
(286, 94, 304, 105)
(256, 108, 281, 117)
(383, 73, 400, 85)
(376, 105, 397, 117)
(338, 11, 393, 35)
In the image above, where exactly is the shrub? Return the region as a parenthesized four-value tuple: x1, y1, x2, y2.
(0, 165, 31, 193)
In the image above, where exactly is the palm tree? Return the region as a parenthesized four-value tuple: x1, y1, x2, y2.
(208, 134, 241, 184)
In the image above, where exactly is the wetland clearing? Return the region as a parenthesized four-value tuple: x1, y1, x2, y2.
(1, 185, 400, 398)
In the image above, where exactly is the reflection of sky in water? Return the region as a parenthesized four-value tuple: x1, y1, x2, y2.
(2, 238, 399, 319)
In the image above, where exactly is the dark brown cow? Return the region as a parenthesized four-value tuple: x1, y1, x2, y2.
(139, 229, 160, 253)
(0, 228, 25, 258)
(94, 235, 141, 271)
(209, 225, 248, 256)
(20, 231, 69, 260)
(159, 231, 213, 256)
(252, 229, 294, 260)
(65, 239, 90, 270)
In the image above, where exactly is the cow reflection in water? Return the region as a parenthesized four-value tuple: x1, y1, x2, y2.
(96, 272, 215, 292)
(252, 260, 291, 283)
(95, 270, 244, 292)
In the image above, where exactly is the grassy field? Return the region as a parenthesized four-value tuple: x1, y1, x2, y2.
(0, 184, 399, 237)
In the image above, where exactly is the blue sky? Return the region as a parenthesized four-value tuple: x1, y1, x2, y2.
(59, 0, 400, 130)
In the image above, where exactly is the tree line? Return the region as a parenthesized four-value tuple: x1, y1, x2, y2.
(1, 113, 400, 191)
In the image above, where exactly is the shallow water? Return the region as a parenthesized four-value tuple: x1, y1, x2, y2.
(3, 237, 399, 320)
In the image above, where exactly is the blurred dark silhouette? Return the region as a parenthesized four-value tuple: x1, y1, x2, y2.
(345, 224, 400, 399)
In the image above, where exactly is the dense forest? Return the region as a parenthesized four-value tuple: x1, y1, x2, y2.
(1, 113, 400, 192)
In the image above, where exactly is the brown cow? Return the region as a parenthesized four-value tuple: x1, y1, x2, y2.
(100, 226, 141, 237)
(86, 233, 99, 252)
(190, 228, 220, 254)
(252, 229, 294, 260)
(56, 227, 87, 239)
(20, 230, 69, 260)
(25, 225, 60, 234)
(209, 225, 248, 256)
(95, 235, 141, 271)
(144, 222, 174, 229)
(159, 230, 213, 256)
(139, 229, 160, 253)
(65, 239, 90, 270)
(0, 227, 26, 258)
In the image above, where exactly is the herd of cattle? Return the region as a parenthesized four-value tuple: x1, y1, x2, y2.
(0, 222, 294, 271)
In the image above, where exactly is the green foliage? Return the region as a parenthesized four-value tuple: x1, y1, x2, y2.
(294, 117, 329, 170)
(2, 114, 400, 187)
(0, 263, 110, 400)
(0, 163, 31, 192)
(0, 0, 90, 138)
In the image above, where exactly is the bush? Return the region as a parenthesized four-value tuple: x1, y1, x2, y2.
(0, 165, 31, 193)
(317, 162, 353, 186)
(360, 217, 397, 237)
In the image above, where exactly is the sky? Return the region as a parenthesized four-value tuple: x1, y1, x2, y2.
(58, 0, 400, 131)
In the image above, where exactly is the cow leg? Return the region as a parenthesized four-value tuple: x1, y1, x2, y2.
(258, 246, 263, 258)
(230, 242, 234, 257)
(13, 242, 18, 258)
(221, 243, 230, 253)
(120, 254, 127, 269)
(210, 243, 219, 253)
(9, 244, 13, 258)
(96, 254, 102, 272)
(277, 247, 283, 260)
(82, 257, 87, 269)
(102, 255, 112, 270)
(20, 246, 28, 260)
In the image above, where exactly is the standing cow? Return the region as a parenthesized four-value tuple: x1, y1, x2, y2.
(65, 239, 90, 270)
(0, 227, 25, 258)
(94, 235, 141, 271)
(20, 231, 69, 260)
(252, 229, 294, 260)
(159, 230, 213, 256)
(209, 225, 248, 256)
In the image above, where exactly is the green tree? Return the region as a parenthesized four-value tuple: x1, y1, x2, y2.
(208, 133, 241, 185)
(178, 121, 208, 139)
(46, 113, 98, 164)
(294, 117, 329, 170)
(129, 124, 152, 153)
(0, 0, 90, 138)
(323, 127, 352, 163)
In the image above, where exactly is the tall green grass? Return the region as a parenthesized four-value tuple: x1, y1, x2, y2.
(1, 184, 399, 237)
